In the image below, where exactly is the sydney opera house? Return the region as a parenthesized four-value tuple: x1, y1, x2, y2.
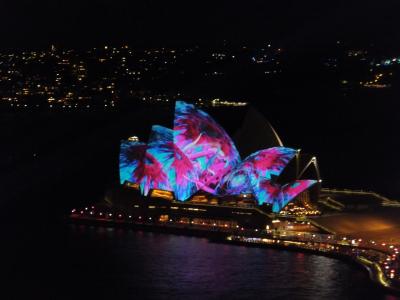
(118, 101, 321, 218)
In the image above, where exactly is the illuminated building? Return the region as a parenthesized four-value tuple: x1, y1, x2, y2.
(120, 101, 320, 213)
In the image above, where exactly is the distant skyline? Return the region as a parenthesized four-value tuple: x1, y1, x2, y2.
(1, 0, 400, 49)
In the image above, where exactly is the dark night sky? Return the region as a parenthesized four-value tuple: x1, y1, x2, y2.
(1, 1, 400, 197)
(1, 0, 400, 49)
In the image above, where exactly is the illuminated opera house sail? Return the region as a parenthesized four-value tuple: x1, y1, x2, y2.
(120, 101, 320, 213)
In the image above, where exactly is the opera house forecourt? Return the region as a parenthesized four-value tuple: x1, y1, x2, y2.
(70, 100, 400, 293)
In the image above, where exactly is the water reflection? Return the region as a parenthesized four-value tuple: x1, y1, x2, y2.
(63, 225, 398, 299)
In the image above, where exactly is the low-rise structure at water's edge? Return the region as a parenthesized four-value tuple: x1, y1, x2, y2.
(72, 186, 272, 230)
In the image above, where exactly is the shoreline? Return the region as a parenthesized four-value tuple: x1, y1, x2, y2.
(69, 216, 400, 295)
(220, 236, 397, 294)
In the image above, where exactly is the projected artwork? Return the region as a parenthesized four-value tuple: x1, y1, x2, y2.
(140, 125, 175, 196)
(220, 147, 296, 195)
(274, 180, 317, 213)
(243, 147, 297, 181)
(119, 140, 147, 185)
(219, 167, 253, 195)
(253, 179, 317, 212)
(119, 100, 318, 212)
(172, 145, 199, 200)
(174, 101, 240, 193)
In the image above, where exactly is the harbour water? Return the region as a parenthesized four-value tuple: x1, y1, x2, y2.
(5, 220, 399, 300)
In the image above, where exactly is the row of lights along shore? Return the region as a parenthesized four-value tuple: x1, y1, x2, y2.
(71, 205, 399, 281)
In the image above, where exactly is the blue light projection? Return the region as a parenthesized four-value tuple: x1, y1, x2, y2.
(119, 101, 318, 212)
(119, 140, 146, 184)
(273, 180, 317, 213)
(140, 125, 175, 196)
(174, 101, 240, 194)
(220, 147, 297, 196)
